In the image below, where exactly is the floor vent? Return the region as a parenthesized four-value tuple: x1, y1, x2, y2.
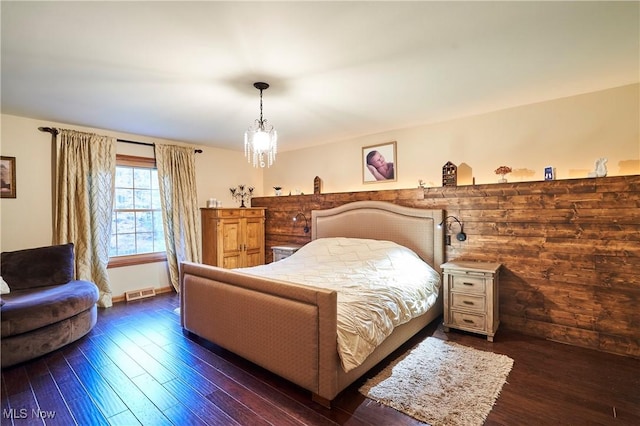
(125, 287, 156, 302)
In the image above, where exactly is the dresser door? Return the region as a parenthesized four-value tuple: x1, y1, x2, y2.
(220, 219, 242, 268)
(243, 217, 265, 267)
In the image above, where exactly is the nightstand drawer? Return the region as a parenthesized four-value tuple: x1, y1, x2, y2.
(451, 293, 485, 312)
(450, 275, 486, 293)
(450, 311, 486, 331)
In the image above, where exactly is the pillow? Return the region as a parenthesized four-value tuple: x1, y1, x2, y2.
(0, 276, 9, 295)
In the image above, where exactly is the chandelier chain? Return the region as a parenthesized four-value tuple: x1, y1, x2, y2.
(259, 88, 264, 128)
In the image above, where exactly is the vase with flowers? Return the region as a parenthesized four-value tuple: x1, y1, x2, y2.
(494, 166, 512, 183)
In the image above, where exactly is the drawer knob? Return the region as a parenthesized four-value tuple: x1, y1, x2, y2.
(463, 301, 475, 305)
(463, 282, 474, 286)
(463, 319, 475, 324)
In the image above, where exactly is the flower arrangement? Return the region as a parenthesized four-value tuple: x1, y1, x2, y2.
(494, 166, 512, 175)
(494, 166, 512, 183)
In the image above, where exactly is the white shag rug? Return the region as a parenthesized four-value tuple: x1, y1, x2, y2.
(359, 337, 514, 426)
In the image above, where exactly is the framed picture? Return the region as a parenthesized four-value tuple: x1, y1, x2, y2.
(544, 166, 555, 181)
(1, 156, 16, 198)
(362, 141, 397, 183)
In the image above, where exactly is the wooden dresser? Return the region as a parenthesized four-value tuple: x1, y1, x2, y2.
(441, 261, 501, 341)
(201, 208, 265, 268)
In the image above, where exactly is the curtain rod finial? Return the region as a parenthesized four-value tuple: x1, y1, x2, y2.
(38, 126, 59, 135)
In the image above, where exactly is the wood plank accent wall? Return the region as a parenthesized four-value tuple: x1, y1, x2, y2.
(251, 175, 640, 358)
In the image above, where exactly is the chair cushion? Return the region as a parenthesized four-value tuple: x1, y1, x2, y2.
(1, 280, 98, 338)
(0, 243, 75, 290)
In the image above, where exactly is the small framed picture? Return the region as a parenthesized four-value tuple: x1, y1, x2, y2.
(544, 166, 555, 181)
(1, 156, 16, 198)
(362, 141, 397, 183)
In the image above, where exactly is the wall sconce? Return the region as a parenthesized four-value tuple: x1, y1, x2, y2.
(293, 212, 310, 233)
(438, 215, 467, 245)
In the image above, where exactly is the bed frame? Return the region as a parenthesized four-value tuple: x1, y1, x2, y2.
(180, 201, 444, 406)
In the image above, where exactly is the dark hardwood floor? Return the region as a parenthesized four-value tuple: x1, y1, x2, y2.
(2, 292, 638, 425)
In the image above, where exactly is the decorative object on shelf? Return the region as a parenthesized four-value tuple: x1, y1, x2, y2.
(438, 215, 467, 245)
(494, 166, 512, 183)
(544, 166, 555, 181)
(229, 184, 254, 207)
(442, 161, 457, 187)
(587, 157, 608, 178)
(512, 168, 536, 179)
(293, 212, 310, 233)
(245, 82, 277, 168)
(363, 141, 397, 183)
(0, 156, 16, 198)
(273, 186, 282, 196)
(314, 176, 322, 194)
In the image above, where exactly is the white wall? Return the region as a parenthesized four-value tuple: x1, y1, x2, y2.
(0, 114, 262, 297)
(264, 84, 640, 195)
(2, 84, 638, 297)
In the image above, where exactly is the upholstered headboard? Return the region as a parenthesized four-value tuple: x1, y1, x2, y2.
(311, 201, 444, 274)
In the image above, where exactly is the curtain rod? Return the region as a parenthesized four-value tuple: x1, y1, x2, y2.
(38, 127, 203, 153)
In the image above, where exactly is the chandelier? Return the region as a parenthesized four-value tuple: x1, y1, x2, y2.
(245, 82, 277, 168)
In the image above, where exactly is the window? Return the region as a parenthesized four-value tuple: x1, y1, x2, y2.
(109, 155, 166, 268)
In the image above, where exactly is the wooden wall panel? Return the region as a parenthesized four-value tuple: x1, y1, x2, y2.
(251, 175, 640, 358)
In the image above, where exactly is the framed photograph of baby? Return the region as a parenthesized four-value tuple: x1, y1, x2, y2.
(1, 156, 16, 198)
(362, 141, 397, 183)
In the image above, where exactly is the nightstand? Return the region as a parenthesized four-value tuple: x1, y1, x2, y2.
(271, 244, 303, 262)
(441, 261, 501, 342)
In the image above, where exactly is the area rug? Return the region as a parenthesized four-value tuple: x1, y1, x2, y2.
(359, 337, 514, 426)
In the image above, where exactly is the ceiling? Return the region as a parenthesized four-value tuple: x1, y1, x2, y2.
(2, 1, 638, 152)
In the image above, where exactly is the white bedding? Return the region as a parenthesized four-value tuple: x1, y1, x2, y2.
(238, 237, 441, 372)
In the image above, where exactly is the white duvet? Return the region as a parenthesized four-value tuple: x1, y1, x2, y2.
(238, 237, 440, 372)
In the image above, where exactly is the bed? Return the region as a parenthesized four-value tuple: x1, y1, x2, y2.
(180, 201, 444, 406)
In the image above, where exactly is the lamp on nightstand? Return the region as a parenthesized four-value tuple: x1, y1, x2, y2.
(438, 215, 467, 243)
(293, 212, 310, 233)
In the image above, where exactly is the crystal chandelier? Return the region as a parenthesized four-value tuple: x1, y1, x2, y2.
(245, 82, 277, 168)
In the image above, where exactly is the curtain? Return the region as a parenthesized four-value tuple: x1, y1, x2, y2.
(155, 144, 201, 291)
(55, 129, 116, 308)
